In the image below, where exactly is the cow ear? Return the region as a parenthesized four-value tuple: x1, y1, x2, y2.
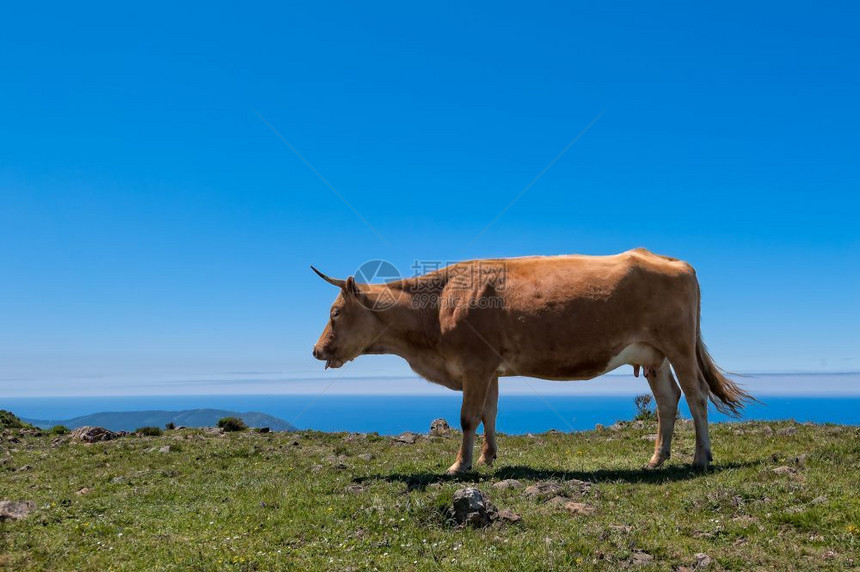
(344, 276, 360, 298)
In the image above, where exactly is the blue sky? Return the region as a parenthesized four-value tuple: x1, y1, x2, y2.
(1, 2, 858, 396)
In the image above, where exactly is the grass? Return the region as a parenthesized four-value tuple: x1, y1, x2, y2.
(1, 419, 858, 570)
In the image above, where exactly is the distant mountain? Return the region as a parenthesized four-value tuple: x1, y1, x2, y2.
(23, 408, 296, 432)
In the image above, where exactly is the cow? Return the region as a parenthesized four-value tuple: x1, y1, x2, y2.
(311, 248, 752, 475)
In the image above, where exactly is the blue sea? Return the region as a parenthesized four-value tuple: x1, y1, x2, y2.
(4, 394, 859, 435)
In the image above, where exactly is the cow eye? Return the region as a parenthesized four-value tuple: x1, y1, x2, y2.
(331, 308, 341, 319)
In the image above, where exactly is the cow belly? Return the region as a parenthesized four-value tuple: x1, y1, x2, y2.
(498, 342, 664, 381)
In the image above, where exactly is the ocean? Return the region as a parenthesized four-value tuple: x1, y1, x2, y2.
(4, 394, 859, 435)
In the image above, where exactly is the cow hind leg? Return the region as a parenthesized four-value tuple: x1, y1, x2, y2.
(446, 375, 493, 476)
(477, 377, 499, 467)
(669, 352, 712, 469)
(644, 359, 681, 468)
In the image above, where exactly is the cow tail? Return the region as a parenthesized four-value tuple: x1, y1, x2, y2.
(695, 287, 756, 417)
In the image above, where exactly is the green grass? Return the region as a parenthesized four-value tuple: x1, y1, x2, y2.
(2, 420, 858, 570)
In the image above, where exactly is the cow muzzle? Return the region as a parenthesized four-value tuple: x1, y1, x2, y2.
(313, 346, 345, 370)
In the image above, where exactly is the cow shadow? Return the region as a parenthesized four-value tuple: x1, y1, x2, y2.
(354, 461, 758, 491)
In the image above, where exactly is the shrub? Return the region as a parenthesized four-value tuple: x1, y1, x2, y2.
(165, 422, 176, 430)
(137, 426, 163, 437)
(49, 425, 70, 435)
(217, 417, 247, 432)
(0, 410, 34, 430)
(633, 394, 657, 421)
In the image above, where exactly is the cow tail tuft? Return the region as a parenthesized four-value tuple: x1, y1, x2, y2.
(696, 289, 756, 417)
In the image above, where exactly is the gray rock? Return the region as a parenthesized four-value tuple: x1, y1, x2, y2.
(158, 445, 171, 453)
(695, 553, 714, 568)
(777, 427, 797, 436)
(631, 551, 654, 566)
(452, 487, 494, 527)
(772, 465, 797, 476)
(429, 418, 450, 436)
(357, 453, 374, 461)
(524, 482, 565, 501)
(393, 432, 420, 444)
(495, 508, 522, 524)
(492, 479, 523, 490)
(0, 500, 35, 521)
(642, 434, 658, 442)
(70, 426, 119, 443)
(811, 495, 828, 505)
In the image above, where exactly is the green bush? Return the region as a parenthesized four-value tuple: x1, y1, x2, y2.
(0, 410, 34, 429)
(49, 425, 70, 435)
(136, 426, 163, 436)
(165, 422, 176, 430)
(217, 417, 247, 432)
(633, 394, 657, 421)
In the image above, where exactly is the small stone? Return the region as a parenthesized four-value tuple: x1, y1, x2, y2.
(609, 524, 632, 534)
(524, 482, 565, 501)
(345, 484, 364, 494)
(495, 508, 522, 524)
(429, 418, 450, 436)
(15, 465, 32, 472)
(760, 426, 774, 435)
(810, 495, 827, 505)
(777, 427, 797, 436)
(695, 553, 713, 568)
(631, 551, 654, 566)
(772, 466, 797, 476)
(158, 445, 171, 453)
(546, 495, 568, 506)
(492, 479, 523, 490)
(642, 434, 658, 442)
(0, 500, 35, 521)
(76, 487, 91, 496)
(562, 502, 595, 516)
(310, 464, 323, 473)
(393, 432, 420, 444)
(594, 423, 604, 431)
(357, 453, 374, 461)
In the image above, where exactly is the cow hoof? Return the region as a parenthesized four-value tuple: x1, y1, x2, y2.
(446, 463, 471, 476)
(477, 454, 496, 467)
(645, 458, 665, 470)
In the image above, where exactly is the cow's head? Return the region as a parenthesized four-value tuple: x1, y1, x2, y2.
(311, 266, 385, 369)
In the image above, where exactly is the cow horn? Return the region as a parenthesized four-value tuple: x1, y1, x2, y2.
(310, 266, 346, 288)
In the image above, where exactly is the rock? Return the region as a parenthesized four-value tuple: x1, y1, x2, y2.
(429, 418, 450, 436)
(256, 427, 270, 433)
(158, 445, 171, 453)
(345, 484, 364, 494)
(547, 495, 568, 507)
(70, 426, 119, 443)
(609, 524, 632, 534)
(772, 466, 797, 476)
(15, 465, 32, 472)
(794, 454, 808, 466)
(310, 464, 323, 473)
(695, 553, 714, 568)
(75, 487, 91, 496)
(0, 500, 35, 521)
(777, 427, 797, 436)
(566, 478, 593, 493)
(203, 427, 224, 435)
(562, 502, 595, 516)
(524, 482, 565, 501)
(594, 423, 605, 431)
(357, 453, 374, 461)
(642, 434, 658, 442)
(492, 479, 523, 490)
(760, 426, 774, 435)
(633, 420, 645, 429)
(495, 508, 522, 524)
(811, 495, 828, 505)
(631, 551, 654, 566)
(452, 487, 494, 528)
(6, 436, 21, 444)
(393, 432, 420, 444)
(609, 423, 624, 432)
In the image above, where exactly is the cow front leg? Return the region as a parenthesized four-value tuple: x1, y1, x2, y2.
(477, 377, 499, 467)
(446, 377, 492, 476)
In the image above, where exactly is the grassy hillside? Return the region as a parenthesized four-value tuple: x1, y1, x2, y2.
(24, 409, 296, 433)
(1, 419, 857, 570)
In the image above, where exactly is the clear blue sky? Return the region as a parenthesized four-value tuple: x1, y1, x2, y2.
(1, 2, 858, 396)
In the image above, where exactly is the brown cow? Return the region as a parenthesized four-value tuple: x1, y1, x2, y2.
(312, 248, 751, 474)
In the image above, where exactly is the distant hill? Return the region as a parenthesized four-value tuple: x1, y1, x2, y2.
(1, 409, 35, 429)
(23, 409, 296, 432)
